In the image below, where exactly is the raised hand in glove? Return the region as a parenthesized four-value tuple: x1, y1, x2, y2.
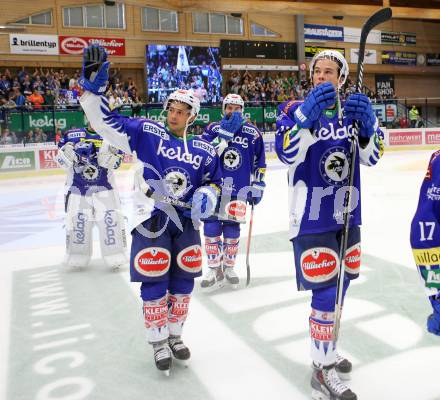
(247, 181, 266, 206)
(218, 111, 243, 141)
(344, 93, 377, 138)
(289, 82, 336, 129)
(78, 45, 110, 95)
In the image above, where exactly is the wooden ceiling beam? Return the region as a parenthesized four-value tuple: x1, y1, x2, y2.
(172, 1, 440, 20)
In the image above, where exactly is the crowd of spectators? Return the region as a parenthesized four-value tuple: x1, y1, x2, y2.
(146, 46, 222, 104)
(224, 70, 368, 105)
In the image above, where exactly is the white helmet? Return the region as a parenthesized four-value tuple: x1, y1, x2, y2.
(309, 50, 349, 89)
(222, 93, 244, 115)
(164, 89, 200, 118)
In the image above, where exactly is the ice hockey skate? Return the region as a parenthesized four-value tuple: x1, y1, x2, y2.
(313, 354, 352, 380)
(223, 266, 239, 289)
(153, 342, 172, 376)
(311, 365, 357, 400)
(200, 267, 225, 291)
(169, 336, 190, 367)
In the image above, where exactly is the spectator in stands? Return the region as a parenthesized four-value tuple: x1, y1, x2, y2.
(27, 89, 45, 110)
(409, 105, 420, 128)
(10, 88, 26, 109)
(21, 74, 33, 96)
(55, 129, 62, 144)
(0, 128, 17, 145)
(34, 128, 48, 143)
(23, 129, 35, 144)
(44, 89, 55, 106)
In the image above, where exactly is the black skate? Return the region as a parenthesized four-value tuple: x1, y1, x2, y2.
(334, 354, 352, 380)
(153, 342, 172, 376)
(313, 354, 352, 380)
(311, 365, 357, 400)
(169, 336, 190, 367)
(223, 267, 239, 289)
(200, 267, 225, 291)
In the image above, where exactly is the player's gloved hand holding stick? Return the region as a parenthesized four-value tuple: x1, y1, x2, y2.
(344, 93, 378, 139)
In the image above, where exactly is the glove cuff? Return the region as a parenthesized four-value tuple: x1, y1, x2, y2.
(293, 106, 312, 129)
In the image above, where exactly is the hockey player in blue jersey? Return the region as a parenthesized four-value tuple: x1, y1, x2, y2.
(56, 120, 128, 269)
(78, 45, 222, 375)
(410, 149, 440, 337)
(201, 94, 266, 289)
(275, 50, 384, 400)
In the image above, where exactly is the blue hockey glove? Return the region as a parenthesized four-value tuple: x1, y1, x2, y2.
(78, 45, 110, 95)
(74, 142, 95, 165)
(184, 186, 218, 220)
(344, 93, 377, 139)
(290, 82, 336, 129)
(427, 296, 440, 336)
(247, 181, 266, 206)
(218, 111, 243, 141)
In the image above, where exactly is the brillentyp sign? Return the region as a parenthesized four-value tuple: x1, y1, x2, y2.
(59, 36, 125, 56)
(10, 34, 59, 55)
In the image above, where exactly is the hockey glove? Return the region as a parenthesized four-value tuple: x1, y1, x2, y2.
(247, 181, 266, 206)
(62, 142, 78, 164)
(290, 82, 336, 129)
(427, 296, 440, 336)
(344, 93, 378, 139)
(218, 111, 243, 141)
(98, 151, 123, 169)
(75, 142, 95, 165)
(184, 186, 218, 220)
(78, 45, 110, 95)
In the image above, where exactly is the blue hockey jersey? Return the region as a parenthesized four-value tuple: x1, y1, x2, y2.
(203, 121, 266, 197)
(411, 150, 440, 251)
(275, 100, 384, 239)
(79, 92, 222, 228)
(57, 127, 121, 195)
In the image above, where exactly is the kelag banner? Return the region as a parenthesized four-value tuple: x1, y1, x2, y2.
(381, 51, 417, 66)
(8, 107, 279, 132)
(139, 107, 278, 125)
(381, 31, 416, 46)
(9, 111, 86, 132)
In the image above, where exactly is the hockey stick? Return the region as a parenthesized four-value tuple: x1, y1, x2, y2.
(333, 7, 392, 341)
(245, 203, 255, 286)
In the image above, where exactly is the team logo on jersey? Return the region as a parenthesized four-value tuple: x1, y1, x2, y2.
(177, 245, 203, 273)
(319, 146, 350, 186)
(81, 164, 101, 181)
(134, 247, 171, 277)
(223, 148, 242, 170)
(344, 243, 361, 274)
(163, 167, 191, 198)
(301, 247, 338, 283)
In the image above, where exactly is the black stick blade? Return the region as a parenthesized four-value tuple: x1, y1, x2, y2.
(360, 7, 392, 42)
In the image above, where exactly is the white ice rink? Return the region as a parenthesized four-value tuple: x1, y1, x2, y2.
(1, 150, 440, 400)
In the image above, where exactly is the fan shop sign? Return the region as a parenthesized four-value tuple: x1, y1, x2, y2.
(10, 34, 59, 55)
(59, 36, 125, 56)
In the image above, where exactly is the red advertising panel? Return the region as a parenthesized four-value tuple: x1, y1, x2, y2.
(388, 130, 422, 146)
(59, 36, 125, 56)
(425, 130, 440, 145)
(39, 149, 59, 169)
